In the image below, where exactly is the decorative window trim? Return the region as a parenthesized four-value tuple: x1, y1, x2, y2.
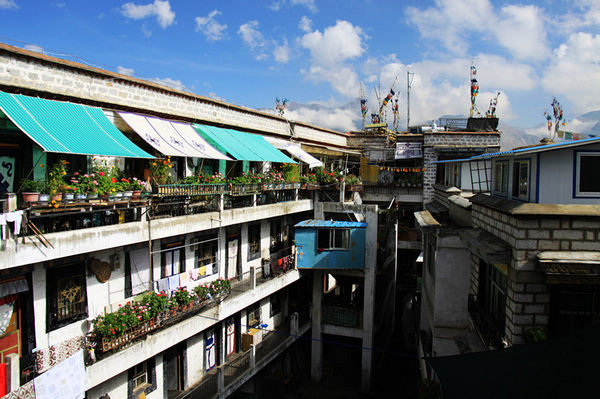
(46, 262, 87, 332)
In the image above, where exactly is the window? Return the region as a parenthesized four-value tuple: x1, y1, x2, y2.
(478, 261, 507, 337)
(161, 240, 185, 278)
(270, 292, 282, 317)
(444, 163, 461, 187)
(270, 219, 283, 253)
(493, 161, 509, 197)
(247, 223, 261, 261)
(576, 152, 600, 196)
(317, 228, 350, 250)
(549, 285, 600, 336)
(511, 160, 530, 200)
(127, 358, 156, 399)
(247, 302, 262, 330)
(47, 262, 87, 331)
(194, 231, 219, 278)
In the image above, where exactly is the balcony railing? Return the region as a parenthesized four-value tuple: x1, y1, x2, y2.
(322, 305, 363, 328)
(19, 184, 309, 237)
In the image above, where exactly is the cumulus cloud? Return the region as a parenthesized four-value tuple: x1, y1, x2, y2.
(0, 0, 17, 10)
(541, 32, 600, 114)
(238, 20, 268, 60)
(195, 10, 227, 42)
(121, 0, 175, 29)
(274, 39, 290, 64)
(406, 0, 549, 61)
(150, 77, 186, 91)
(299, 20, 366, 97)
(117, 66, 135, 76)
(299, 16, 312, 33)
(24, 44, 43, 53)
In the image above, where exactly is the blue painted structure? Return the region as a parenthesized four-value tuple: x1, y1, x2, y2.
(294, 219, 367, 270)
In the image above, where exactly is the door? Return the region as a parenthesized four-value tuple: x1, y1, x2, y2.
(0, 295, 20, 362)
(226, 239, 239, 280)
(164, 342, 185, 397)
(226, 318, 236, 358)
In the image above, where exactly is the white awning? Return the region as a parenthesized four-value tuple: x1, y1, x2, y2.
(264, 137, 323, 168)
(118, 111, 231, 160)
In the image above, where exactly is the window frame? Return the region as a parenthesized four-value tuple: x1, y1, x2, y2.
(127, 358, 156, 399)
(511, 159, 530, 201)
(246, 302, 262, 331)
(478, 261, 507, 337)
(316, 228, 350, 251)
(247, 223, 261, 261)
(161, 239, 186, 278)
(493, 160, 509, 197)
(194, 231, 219, 278)
(46, 261, 88, 332)
(574, 151, 600, 198)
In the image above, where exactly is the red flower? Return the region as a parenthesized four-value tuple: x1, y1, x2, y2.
(99, 171, 105, 176)
(111, 177, 117, 183)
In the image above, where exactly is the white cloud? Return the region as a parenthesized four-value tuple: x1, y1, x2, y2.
(117, 66, 135, 76)
(239, 20, 269, 60)
(299, 16, 312, 33)
(24, 44, 43, 53)
(406, 0, 549, 61)
(541, 32, 600, 114)
(495, 5, 548, 60)
(195, 10, 227, 42)
(0, 0, 17, 10)
(270, 1, 283, 11)
(150, 77, 186, 91)
(285, 106, 360, 132)
(291, 0, 317, 13)
(298, 20, 366, 97)
(141, 24, 152, 37)
(274, 39, 290, 64)
(300, 20, 365, 66)
(121, 0, 175, 29)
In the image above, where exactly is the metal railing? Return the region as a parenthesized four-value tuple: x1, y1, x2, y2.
(223, 349, 251, 383)
(322, 305, 362, 328)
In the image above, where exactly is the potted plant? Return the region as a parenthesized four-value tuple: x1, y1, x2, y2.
(193, 285, 209, 304)
(48, 160, 68, 201)
(150, 157, 174, 186)
(129, 177, 145, 199)
(19, 178, 44, 202)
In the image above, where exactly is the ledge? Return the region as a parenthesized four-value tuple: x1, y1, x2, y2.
(470, 193, 600, 216)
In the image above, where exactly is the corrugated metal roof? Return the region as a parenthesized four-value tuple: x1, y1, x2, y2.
(428, 137, 600, 164)
(294, 219, 368, 228)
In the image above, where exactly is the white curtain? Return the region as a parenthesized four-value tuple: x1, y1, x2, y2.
(130, 248, 150, 295)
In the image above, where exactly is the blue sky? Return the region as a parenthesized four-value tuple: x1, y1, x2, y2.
(0, 0, 599, 134)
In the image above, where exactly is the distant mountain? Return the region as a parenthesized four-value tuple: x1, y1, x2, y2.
(498, 121, 542, 150)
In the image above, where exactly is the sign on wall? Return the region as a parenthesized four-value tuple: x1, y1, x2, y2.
(395, 143, 422, 159)
(0, 157, 15, 193)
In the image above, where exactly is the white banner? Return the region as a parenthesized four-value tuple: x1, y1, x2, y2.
(395, 143, 422, 159)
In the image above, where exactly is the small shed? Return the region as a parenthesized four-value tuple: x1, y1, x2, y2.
(294, 219, 367, 270)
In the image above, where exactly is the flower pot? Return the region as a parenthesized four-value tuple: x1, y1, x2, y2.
(122, 190, 133, 199)
(114, 192, 123, 200)
(38, 193, 50, 203)
(87, 193, 99, 200)
(132, 190, 142, 199)
(51, 192, 63, 202)
(22, 192, 39, 202)
(75, 193, 87, 201)
(63, 192, 75, 202)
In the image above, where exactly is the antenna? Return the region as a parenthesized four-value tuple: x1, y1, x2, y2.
(406, 71, 414, 132)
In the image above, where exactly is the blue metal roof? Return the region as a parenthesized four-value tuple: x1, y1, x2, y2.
(429, 137, 600, 164)
(294, 219, 368, 228)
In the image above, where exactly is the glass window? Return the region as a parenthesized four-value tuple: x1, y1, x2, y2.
(494, 161, 509, 196)
(161, 240, 185, 278)
(47, 262, 87, 331)
(444, 163, 461, 187)
(511, 160, 529, 200)
(128, 358, 156, 399)
(576, 153, 600, 196)
(478, 261, 507, 336)
(247, 223, 261, 261)
(316, 229, 350, 250)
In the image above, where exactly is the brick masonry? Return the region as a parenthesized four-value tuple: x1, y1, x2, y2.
(471, 203, 600, 344)
(422, 132, 500, 203)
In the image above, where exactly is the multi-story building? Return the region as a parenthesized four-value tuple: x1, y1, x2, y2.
(416, 137, 600, 363)
(0, 43, 390, 399)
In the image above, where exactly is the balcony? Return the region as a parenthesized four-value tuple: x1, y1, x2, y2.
(361, 183, 423, 203)
(178, 313, 311, 399)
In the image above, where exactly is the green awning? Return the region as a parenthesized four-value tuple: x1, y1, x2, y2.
(193, 124, 295, 163)
(0, 92, 153, 158)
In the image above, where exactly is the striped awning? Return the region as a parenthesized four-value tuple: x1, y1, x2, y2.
(117, 112, 231, 160)
(263, 136, 323, 168)
(0, 91, 152, 158)
(193, 124, 296, 163)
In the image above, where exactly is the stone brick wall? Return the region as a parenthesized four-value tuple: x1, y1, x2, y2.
(0, 46, 347, 148)
(471, 203, 600, 344)
(422, 132, 500, 203)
